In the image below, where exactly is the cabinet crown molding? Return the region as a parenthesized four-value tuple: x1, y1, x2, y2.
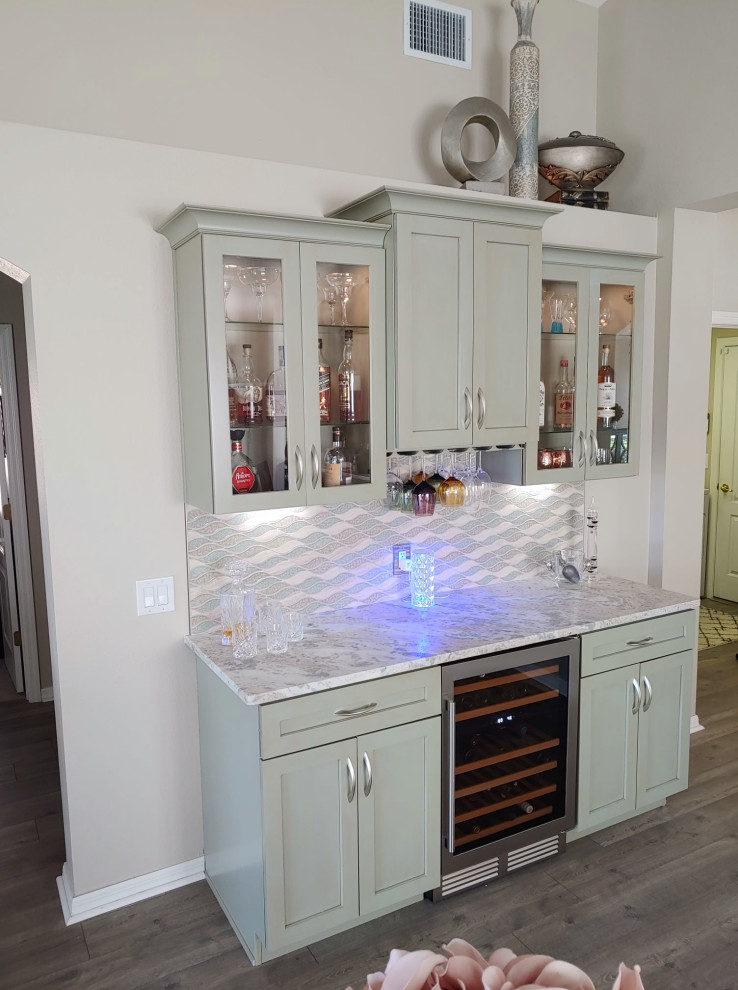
(329, 185, 562, 229)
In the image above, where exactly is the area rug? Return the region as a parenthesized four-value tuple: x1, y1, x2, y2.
(699, 606, 738, 650)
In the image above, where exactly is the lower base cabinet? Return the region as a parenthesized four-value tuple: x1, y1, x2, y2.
(196, 662, 441, 964)
(262, 719, 440, 955)
(575, 611, 695, 837)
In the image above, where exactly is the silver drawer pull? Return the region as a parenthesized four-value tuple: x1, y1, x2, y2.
(346, 757, 356, 803)
(626, 636, 655, 646)
(334, 702, 378, 717)
(362, 751, 373, 797)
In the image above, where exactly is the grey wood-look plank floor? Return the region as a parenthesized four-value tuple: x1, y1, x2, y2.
(1, 644, 736, 990)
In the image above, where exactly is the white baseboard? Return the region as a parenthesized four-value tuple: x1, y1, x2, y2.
(690, 714, 704, 734)
(57, 856, 205, 925)
(40, 686, 54, 702)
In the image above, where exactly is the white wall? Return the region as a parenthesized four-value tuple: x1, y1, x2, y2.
(0, 0, 597, 188)
(597, 0, 738, 217)
(713, 210, 738, 314)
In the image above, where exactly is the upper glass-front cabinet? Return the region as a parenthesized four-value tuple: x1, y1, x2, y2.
(157, 207, 387, 514)
(527, 248, 655, 484)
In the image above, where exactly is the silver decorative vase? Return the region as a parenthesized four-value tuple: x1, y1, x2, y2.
(509, 0, 540, 200)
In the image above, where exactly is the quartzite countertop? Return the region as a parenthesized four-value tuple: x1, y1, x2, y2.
(185, 575, 699, 706)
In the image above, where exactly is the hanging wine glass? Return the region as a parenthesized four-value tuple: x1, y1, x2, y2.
(458, 451, 480, 508)
(223, 263, 242, 322)
(326, 271, 356, 326)
(398, 452, 417, 512)
(239, 264, 281, 323)
(438, 450, 465, 507)
(473, 449, 493, 505)
(412, 453, 436, 517)
(385, 453, 403, 510)
(426, 451, 445, 503)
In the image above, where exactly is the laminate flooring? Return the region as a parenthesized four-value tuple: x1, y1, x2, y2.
(1, 646, 736, 990)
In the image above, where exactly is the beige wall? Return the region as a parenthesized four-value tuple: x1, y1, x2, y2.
(0, 0, 597, 186)
(598, 0, 738, 217)
(713, 210, 738, 315)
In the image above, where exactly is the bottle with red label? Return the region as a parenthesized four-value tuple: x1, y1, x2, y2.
(318, 338, 331, 423)
(231, 440, 260, 494)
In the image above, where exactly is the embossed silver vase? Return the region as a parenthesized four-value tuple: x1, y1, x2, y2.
(509, 0, 540, 199)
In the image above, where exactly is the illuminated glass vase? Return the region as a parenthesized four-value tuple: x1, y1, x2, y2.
(410, 548, 435, 609)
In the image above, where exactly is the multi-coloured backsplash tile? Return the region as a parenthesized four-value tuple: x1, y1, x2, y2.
(187, 482, 584, 635)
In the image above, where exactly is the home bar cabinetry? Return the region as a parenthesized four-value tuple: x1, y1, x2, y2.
(573, 610, 695, 837)
(157, 206, 388, 514)
(330, 187, 560, 451)
(528, 246, 656, 484)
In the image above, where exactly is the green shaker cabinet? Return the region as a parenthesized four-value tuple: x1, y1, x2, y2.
(196, 661, 441, 965)
(157, 206, 388, 514)
(529, 247, 656, 484)
(330, 187, 559, 452)
(574, 611, 695, 837)
(262, 718, 440, 955)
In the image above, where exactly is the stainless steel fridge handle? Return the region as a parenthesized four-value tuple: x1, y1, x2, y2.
(631, 678, 642, 715)
(310, 444, 319, 489)
(642, 675, 653, 712)
(362, 751, 373, 797)
(463, 388, 472, 430)
(295, 445, 304, 491)
(346, 757, 357, 803)
(477, 388, 486, 430)
(447, 698, 456, 854)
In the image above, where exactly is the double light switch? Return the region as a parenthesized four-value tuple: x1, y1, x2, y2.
(136, 576, 175, 615)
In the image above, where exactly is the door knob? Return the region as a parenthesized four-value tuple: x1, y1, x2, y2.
(720, 483, 733, 493)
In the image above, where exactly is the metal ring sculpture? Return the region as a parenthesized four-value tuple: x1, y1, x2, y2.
(441, 96, 517, 184)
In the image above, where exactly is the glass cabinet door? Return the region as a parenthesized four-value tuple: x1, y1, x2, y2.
(532, 269, 589, 481)
(299, 242, 386, 505)
(204, 235, 305, 511)
(588, 277, 636, 472)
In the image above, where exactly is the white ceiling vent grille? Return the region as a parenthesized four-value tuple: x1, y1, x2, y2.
(404, 0, 472, 69)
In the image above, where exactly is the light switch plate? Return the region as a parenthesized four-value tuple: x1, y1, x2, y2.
(136, 576, 175, 615)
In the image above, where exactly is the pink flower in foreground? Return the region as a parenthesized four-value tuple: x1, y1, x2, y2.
(346, 941, 645, 990)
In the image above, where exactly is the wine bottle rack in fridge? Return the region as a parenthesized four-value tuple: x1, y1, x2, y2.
(434, 638, 580, 899)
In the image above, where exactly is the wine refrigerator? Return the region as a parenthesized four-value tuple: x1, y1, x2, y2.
(433, 638, 580, 898)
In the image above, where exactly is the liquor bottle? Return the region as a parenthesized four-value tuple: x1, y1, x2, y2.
(318, 337, 332, 423)
(539, 379, 545, 428)
(338, 329, 361, 422)
(554, 359, 574, 431)
(264, 345, 287, 426)
(227, 352, 239, 428)
(597, 343, 616, 426)
(322, 427, 353, 487)
(235, 344, 263, 426)
(231, 440, 260, 494)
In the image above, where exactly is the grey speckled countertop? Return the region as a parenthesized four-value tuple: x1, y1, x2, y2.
(186, 576, 698, 706)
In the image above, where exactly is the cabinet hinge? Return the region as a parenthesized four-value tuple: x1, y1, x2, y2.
(13, 629, 21, 647)
(2, 503, 10, 521)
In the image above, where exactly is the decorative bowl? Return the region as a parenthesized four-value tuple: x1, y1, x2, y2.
(538, 131, 624, 190)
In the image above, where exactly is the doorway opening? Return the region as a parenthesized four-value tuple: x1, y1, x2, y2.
(0, 261, 52, 703)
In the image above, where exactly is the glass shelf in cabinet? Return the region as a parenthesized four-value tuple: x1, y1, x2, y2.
(539, 428, 575, 438)
(317, 323, 369, 332)
(321, 419, 371, 428)
(224, 321, 285, 331)
(598, 331, 632, 340)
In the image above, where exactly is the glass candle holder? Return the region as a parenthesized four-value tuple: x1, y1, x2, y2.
(410, 548, 435, 608)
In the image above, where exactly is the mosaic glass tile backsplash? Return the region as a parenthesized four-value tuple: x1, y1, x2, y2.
(187, 483, 584, 635)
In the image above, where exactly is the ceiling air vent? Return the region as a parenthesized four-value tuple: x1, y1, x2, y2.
(404, 0, 472, 69)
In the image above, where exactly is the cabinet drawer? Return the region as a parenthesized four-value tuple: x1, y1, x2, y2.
(260, 668, 442, 758)
(581, 610, 696, 677)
